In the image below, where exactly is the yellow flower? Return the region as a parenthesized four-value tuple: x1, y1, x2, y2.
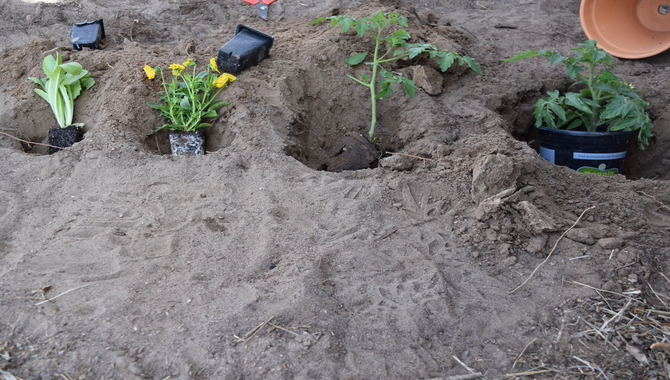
(169, 63, 185, 76)
(213, 73, 236, 88)
(210, 57, 219, 73)
(182, 58, 194, 67)
(143, 64, 156, 80)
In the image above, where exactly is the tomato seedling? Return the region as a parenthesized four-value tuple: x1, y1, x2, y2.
(311, 10, 482, 141)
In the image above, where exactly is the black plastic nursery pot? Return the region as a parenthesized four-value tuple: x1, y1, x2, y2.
(169, 129, 205, 156)
(71, 19, 105, 51)
(48, 125, 83, 154)
(537, 126, 634, 176)
(216, 25, 274, 74)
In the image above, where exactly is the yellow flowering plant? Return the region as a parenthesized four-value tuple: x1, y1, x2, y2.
(145, 58, 236, 132)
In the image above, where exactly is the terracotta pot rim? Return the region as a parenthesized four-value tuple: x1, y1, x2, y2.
(580, 0, 670, 59)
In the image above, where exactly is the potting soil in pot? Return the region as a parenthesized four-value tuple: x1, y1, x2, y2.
(169, 129, 205, 156)
(48, 125, 84, 154)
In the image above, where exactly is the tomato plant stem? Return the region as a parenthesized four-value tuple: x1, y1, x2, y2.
(368, 29, 383, 141)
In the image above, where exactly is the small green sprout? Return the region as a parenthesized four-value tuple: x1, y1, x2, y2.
(27, 52, 95, 128)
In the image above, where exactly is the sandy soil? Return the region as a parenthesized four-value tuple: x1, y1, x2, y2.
(1, 0, 670, 379)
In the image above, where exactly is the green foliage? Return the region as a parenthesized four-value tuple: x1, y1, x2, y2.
(311, 10, 482, 141)
(27, 52, 95, 128)
(147, 59, 233, 132)
(505, 40, 653, 149)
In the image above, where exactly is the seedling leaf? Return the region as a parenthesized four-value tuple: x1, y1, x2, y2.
(402, 77, 415, 98)
(312, 11, 480, 141)
(346, 52, 368, 66)
(438, 54, 456, 72)
(461, 56, 482, 74)
(564, 92, 593, 115)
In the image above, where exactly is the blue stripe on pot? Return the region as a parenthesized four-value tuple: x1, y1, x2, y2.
(536, 126, 634, 176)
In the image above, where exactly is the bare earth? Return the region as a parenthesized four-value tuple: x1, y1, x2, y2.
(1, 0, 670, 379)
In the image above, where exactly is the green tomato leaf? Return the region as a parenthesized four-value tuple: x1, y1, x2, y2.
(380, 69, 393, 80)
(355, 20, 368, 37)
(564, 92, 593, 115)
(608, 117, 638, 131)
(565, 118, 583, 130)
(308, 17, 327, 25)
(407, 47, 424, 59)
(460, 55, 482, 74)
(546, 89, 561, 99)
(402, 77, 416, 98)
(375, 80, 393, 100)
(346, 52, 368, 66)
(392, 29, 411, 41)
(543, 113, 556, 129)
(438, 53, 456, 72)
(503, 49, 551, 62)
(580, 97, 600, 108)
(593, 48, 609, 65)
(339, 16, 354, 33)
(546, 100, 566, 121)
(591, 82, 617, 95)
(600, 95, 634, 120)
(549, 51, 567, 65)
(566, 62, 583, 80)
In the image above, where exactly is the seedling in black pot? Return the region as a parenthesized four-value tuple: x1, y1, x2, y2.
(27, 52, 95, 153)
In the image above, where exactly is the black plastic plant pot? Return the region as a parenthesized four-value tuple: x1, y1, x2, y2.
(48, 125, 84, 154)
(537, 126, 634, 176)
(216, 25, 274, 74)
(169, 129, 205, 156)
(71, 19, 105, 51)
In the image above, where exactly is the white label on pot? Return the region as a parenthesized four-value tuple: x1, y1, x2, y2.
(573, 151, 627, 160)
(539, 146, 555, 164)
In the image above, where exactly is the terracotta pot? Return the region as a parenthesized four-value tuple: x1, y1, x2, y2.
(580, 0, 670, 59)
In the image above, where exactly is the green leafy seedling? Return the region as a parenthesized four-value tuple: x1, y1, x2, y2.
(27, 52, 95, 128)
(311, 10, 482, 141)
(505, 40, 653, 149)
(146, 59, 234, 133)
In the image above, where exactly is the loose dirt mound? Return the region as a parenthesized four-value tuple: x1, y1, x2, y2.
(1, 0, 669, 379)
